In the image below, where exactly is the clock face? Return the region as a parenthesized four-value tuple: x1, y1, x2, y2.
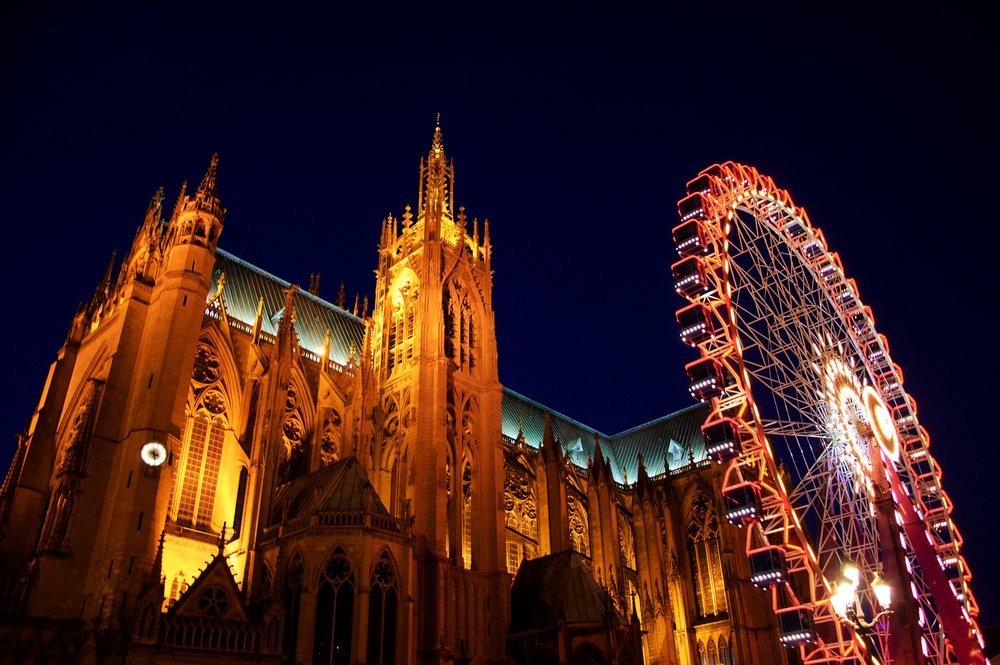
(141, 441, 168, 467)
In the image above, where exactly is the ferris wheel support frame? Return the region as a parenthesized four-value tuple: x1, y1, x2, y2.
(672, 162, 984, 665)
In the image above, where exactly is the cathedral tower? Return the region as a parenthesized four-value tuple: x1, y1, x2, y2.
(368, 124, 507, 664)
(1, 157, 225, 626)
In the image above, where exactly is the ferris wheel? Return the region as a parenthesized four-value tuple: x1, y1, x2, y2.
(671, 163, 984, 665)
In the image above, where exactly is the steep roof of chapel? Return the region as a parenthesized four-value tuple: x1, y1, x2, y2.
(272, 456, 388, 523)
(509, 550, 627, 632)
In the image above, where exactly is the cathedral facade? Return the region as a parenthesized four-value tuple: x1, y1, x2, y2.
(0, 129, 785, 665)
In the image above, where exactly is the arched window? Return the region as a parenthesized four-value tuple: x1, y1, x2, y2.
(687, 491, 728, 617)
(707, 637, 719, 665)
(314, 548, 355, 665)
(177, 412, 226, 531)
(462, 460, 473, 569)
(388, 280, 417, 373)
(231, 466, 248, 538)
(718, 636, 730, 665)
(567, 493, 590, 558)
(284, 553, 304, 663)
(367, 552, 398, 665)
(443, 282, 476, 373)
(697, 640, 707, 665)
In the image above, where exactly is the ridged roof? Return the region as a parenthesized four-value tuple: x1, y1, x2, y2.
(272, 456, 388, 522)
(502, 389, 710, 484)
(211, 249, 365, 367)
(510, 550, 627, 632)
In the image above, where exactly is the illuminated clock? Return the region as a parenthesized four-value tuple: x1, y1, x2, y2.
(141, 441, 168, 467)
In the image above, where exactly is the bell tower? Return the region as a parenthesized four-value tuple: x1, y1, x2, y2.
(368, 124, 507, 663)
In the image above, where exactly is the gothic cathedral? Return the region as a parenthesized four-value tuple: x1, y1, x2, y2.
(0, 128, 785, 665)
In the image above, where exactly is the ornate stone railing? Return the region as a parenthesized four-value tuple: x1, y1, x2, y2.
(155, 614, 281, 654)
(260, 510, 410, 544)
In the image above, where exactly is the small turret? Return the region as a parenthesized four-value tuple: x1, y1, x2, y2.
(165, 155, 225, 252)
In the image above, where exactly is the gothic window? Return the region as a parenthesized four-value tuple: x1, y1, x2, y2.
(697, 640, 707, 665)
(707, 638, 719, 665)
(717, 637, 730, 665)
(314, 548, 355, 665)
(619, 517, 636, 570)
(569, 643, 605, 665)
(177, 413, 226, 531)
(506, 542, 520, 575)
(442, 282, 476, 373)
(687, 491, 728, 618)
(320, 408, 342, 466)
(504, 469, 538, 541)
(284, 553, 304, 663)
(462, 461, 473, 569)
(367, 552, 399, 665)
(231, 466, 248, 538)
(567, 494, 590, 558)
(387, 280, 417, 373)
(197, 585, 231, 618)
(278, 385, 309, 484)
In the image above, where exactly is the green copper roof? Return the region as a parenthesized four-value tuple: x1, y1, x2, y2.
(502, 389, 710, 484)
(210, 249, 365, 368)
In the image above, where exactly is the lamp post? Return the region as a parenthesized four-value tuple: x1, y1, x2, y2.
(830, 558, 893, 662)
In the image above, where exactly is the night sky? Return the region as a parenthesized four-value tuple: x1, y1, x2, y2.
(2, 7, 997, 627)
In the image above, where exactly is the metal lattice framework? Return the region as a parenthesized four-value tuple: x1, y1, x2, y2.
(671, 163, 983, 664)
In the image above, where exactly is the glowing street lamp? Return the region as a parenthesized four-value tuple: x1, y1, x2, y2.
(831, 558, 893, 634)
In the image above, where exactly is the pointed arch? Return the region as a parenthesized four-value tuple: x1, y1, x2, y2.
(367, 547, 400, 665)
(196, 326, 243, 427)
(567, 490, 590, 558)
(175, 412, 226, 531)
(283, 550, 305, 663)
(442, 272, 487, 376)
(706, 637, 719, 665)
(569, 642, 607, 665)
(386, 269, 420, 375)
(717, 636, 730, 665)
(314, 546, 356, 665)
(686, 489, 727, 618)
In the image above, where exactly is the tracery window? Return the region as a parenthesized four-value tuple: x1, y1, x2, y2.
(314, 548, 355, 665)
(366, 551, 399, 665)
(279, 385, 308, 483)
(504, 469, 538, 540)
(462, 461, 473, 569)
(284, 553, 304, 663)
(567, 494, 590, 558)
(231, 466, 248, 538)
(179, 345, 230, 531)
(319, 408, 342, 466)
(388, 280, 417, 372)
(443, 282, 476, 372)
(718, 636, 731, 665)
(177, 412, 225, 530)
(619, 517, 636, 570)
(687, 491, 728, 617)
(707, 637, 719, 665)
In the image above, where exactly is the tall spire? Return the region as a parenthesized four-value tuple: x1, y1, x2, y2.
(417, 121, 454, 230)
(195, 153, 220, 212)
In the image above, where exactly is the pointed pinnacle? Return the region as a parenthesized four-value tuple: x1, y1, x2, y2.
(197, 153, 219, 201)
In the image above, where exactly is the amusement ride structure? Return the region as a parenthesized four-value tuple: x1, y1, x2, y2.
(672, 163, 984, 664)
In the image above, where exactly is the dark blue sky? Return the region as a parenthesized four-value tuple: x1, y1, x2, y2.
(2, 6, 997, 627)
